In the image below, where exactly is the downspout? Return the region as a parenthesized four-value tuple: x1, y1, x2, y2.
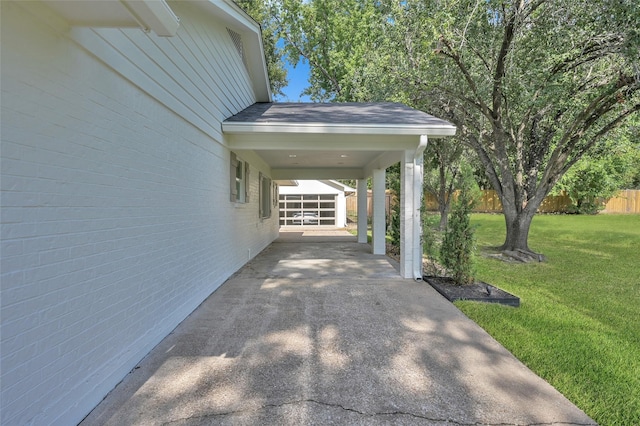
(413, 135, 428, 281)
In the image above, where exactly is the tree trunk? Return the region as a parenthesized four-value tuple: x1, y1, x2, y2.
(438, 200, 450, 230)
(500, 209, 533, 252)
(498, 204, 548, 262)
(437, 167, 450, 230)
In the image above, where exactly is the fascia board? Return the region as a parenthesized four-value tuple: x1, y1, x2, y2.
(226, 133, 420, 151)
(200, 0, 261, 31)
(222, 122, 457, 137)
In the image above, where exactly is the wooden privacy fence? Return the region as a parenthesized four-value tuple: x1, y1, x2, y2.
(465, 190, 574, 213)
(348, 189, 640, 216)
(601, 190, 640, 214)
(345, 191, 392, 220)
(426, 189, 640, 214)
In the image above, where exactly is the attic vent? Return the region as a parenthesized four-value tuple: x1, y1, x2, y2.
(227, 28, 249, 71)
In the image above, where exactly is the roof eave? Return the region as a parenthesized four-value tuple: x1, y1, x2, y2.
(222, 122, 457, 137)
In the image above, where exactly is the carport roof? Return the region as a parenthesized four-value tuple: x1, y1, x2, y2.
(222, 102, 456, 180)
(223, 102, 456, 136)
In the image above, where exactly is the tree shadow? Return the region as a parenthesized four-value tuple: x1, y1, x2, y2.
(80, 239, 594, 425)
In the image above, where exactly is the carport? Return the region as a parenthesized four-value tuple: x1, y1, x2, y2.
(222, 102, 457, 279)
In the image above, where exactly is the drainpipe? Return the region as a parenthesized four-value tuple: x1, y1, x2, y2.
(413, 135, 428, 281)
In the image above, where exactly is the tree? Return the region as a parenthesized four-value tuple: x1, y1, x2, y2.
(390, 0, 640, 256)
(553, 119, 640, 213)
(557, 159, 624, 214)
(438, 0, 638, 255)
(423, 139, 466, 230)
(269, 0, 383, 102)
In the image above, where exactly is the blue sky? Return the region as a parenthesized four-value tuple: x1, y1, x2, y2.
(274, 57, 312, 102)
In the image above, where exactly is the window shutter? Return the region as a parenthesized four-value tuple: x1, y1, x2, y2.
(265, 178, 271, 218)
(230, 152, 238, 202)
(259, 174, 272, 219)
(272, 182, 278, 207)
(244, 162, 250, 202)
(258, 172, 264, 218)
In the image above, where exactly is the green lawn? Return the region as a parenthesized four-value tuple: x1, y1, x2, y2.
(455, 214, 640, 425)
(346, 227, 393, 244)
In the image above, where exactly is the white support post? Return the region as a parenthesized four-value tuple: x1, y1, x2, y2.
(400, 151, 413, 278)
(413, 140, 425, 279)
(400, 136, 428, 279)
(357, 179, 368, 244)
(371, 169, 386, 255)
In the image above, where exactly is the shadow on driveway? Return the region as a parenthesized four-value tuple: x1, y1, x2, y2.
(81, 234, 595, 425)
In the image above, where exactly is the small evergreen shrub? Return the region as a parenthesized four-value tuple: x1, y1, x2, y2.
(440, 187, 476, 285)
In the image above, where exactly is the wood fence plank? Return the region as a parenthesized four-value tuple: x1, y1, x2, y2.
(348, 190, 640, 216)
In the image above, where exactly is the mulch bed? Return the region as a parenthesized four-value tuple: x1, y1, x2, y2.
(424, 275, 520, 307)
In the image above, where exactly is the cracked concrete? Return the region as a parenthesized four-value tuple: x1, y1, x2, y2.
(162, 398, 592, 426)
(80, 230, 596, 426)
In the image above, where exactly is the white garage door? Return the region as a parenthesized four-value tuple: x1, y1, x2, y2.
(279, 194, 336, 226)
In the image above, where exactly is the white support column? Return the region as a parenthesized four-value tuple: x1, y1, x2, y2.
(400, 152, 413, 278)
(400, 135, 428, 279)
(357, 179, 368, 244)
(371, 168, 386, 255)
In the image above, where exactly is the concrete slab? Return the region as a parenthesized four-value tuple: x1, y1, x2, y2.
(276, 228, 359, 243)
(81, 235, 595, 425)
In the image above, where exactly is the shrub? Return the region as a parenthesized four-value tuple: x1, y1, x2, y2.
(440, 186, 476, 285)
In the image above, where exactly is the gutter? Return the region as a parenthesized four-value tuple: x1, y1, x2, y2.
(222, 121, 457, 137)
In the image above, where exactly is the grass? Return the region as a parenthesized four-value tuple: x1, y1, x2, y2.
(455, 214, 640, 425)
(346, 226, 393, 244)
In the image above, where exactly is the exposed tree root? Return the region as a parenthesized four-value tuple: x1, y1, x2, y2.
(486, 248, 546, 263)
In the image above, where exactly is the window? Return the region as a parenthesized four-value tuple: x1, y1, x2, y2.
(230, 152, 249, 203)
(259, 172, 272, 219)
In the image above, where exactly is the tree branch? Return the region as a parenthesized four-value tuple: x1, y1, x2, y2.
(273, 12, 342, 97)
(437, 37, 493, 119)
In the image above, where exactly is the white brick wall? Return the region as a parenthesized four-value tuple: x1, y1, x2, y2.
(0, 2, 278, 425)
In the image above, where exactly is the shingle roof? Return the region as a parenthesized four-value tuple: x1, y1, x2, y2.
(224, 102, 454, 129)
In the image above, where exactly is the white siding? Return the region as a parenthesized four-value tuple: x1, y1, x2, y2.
(67, 1, 257, 139)
(0, 2, 278, 425)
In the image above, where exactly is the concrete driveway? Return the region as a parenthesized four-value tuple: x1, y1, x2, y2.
(81, 230, 595, 425)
